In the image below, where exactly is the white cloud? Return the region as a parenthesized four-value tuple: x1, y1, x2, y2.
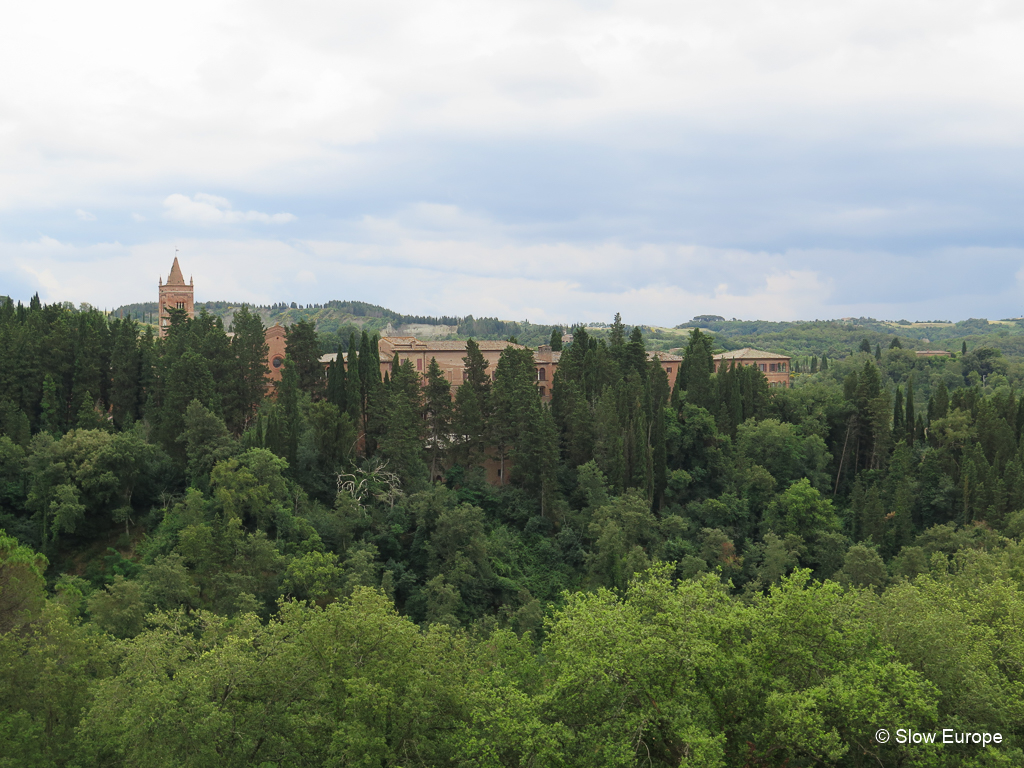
(163, 193, 296, 225)
(75, 208, 96, 221)
(7, 228, 1020, 326)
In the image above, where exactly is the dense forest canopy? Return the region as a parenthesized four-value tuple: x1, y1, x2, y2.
(2, 294, 1024, 766)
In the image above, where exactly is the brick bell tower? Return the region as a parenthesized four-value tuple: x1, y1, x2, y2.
(158, 255, 194, 337)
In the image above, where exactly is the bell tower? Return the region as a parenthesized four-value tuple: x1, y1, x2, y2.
(158, 255, 194, 337)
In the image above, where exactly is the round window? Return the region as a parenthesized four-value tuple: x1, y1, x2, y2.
(272, 357, 284, 368)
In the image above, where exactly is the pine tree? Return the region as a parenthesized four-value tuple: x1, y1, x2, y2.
(890, 337, 902, 349)
(859, 338, 872, 354)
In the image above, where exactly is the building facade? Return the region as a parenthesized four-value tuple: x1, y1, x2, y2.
(157, 257, 194, 337)
(712, 348, 792, 388)
(265, 324, 287, 386)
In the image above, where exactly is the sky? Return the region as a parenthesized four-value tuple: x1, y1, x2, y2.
(2, 0, 1024, 325)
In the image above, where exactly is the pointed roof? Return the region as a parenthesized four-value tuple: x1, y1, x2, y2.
(166, 257, 186, 285)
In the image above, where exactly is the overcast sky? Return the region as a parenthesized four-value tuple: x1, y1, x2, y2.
(2, 0, 1024, 325)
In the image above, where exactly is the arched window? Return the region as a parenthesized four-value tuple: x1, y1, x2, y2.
(272, 357, 284, 369)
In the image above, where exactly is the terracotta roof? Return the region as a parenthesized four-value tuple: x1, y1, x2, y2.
(534, 349, 562, 363)
(166, 257, 186, 285)
(713, 347, 790, 360)
(649, 351, 683, 362)
(379, 337, 523, 352)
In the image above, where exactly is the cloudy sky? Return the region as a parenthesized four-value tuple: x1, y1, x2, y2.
(3, 0, 1024, 325)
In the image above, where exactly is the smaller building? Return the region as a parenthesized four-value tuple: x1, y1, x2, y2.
(534, 345, 562, 400)
(713, 348, 792, 389)
(648, 351, 683, 391)
(916, 350, 952, 358)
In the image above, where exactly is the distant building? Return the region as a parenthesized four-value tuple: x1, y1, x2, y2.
(648, 350, 683, 391)
(157, 257, 194, 337)
(265, 324, 287, 386)
(713, 348, 792, 389)
(916, 350, 952, 358)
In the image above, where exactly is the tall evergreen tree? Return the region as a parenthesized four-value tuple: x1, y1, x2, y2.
(109, 319, 141, 429)
(491, 345, 537, 485)
(423, 358, 453, 481)
(893, 386, 905, 440)
(549, 328, 563, 351)
(284, 320, 323, 399)
(228, 307, 269, 433)
(673, 328, 714, 411)
(905, 377, 915, 447)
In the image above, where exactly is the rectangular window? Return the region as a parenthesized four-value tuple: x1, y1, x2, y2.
(769, 363, 776, 372)
(666, 367, 672, 374)
(176, 302, 185, 310)
(540, 386, 546, 397)
(416, 358, 423, 371)
(760, 364, 766, 372)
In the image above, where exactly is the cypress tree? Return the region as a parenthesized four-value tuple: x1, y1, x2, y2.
(890, 337, 902, 349)
(875, 343, 882, 360)
(962, 340, 968, 355)
(905, 377, 915, 447)
(859, 338, 872, 354)
(40, 374, 62, 436)
(345, 345, 362, 430)
(109, 319, 141, 429)
(549, 328, 563, 351)
(424, 357, 453, 480)
(810, 356, 817, 374)
(893, 386, 905, 439)
(931, 380, 949, 422)
(821, 355, 828, 370)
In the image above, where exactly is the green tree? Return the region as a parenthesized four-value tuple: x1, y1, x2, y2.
(284, 319, 323, 398)
(423, 358, 453, 481)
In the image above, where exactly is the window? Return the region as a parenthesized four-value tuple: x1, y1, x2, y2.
(769, 363, 776, 372)
(416, 358, 422, 371)
(272, 357, 283, 368)
(666, 367, 672, 374)
(176, 301, 185, 310)
(540, 386, 546, 397)
(537, 368, 546, 381)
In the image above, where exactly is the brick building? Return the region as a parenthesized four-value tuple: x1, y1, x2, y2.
(712, 348, 792, 388)
(157, 257, 194, 338)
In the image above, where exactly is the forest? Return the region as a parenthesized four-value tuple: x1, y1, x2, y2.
(2, 296, 1024, 767)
